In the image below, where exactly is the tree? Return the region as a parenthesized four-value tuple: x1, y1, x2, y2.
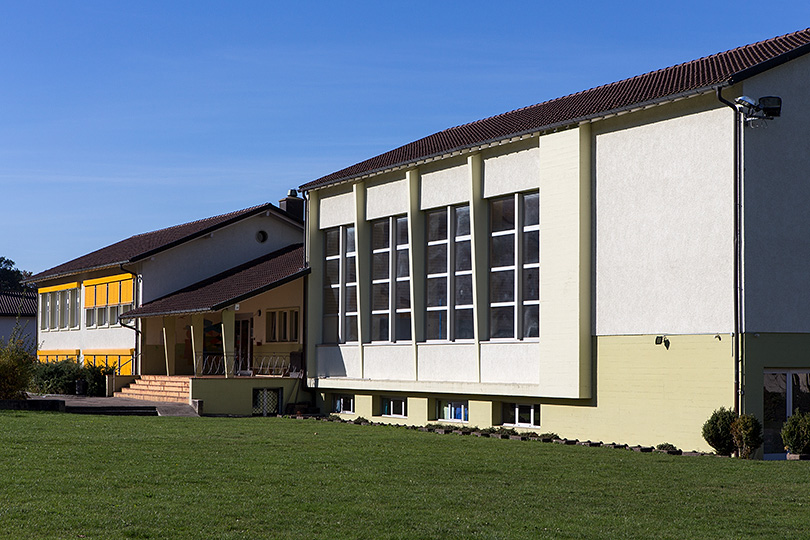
(0, 257, 32, 292)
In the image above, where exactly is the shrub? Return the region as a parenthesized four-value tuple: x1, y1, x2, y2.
(538, 432, 560, 440)
(0, 324, 36, 399)
(30, 360, 85, 395)
(781, 411, 810, 455)
(656, 442, 679, 452)
(702, 407, 738, 456)
(730, 414, 763, 459)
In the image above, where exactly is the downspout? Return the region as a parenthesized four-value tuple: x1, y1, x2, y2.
(716, 87, 742, 414)
(300, 190, 316, 405)
(119, 263, 142, 376)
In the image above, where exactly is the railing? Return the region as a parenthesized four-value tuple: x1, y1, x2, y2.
(196, 353, 299, 377)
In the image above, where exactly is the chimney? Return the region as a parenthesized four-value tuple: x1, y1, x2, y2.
(279, 189, 305, 221)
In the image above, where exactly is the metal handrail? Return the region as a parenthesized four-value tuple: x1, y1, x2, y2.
(195, 353, 298, 377)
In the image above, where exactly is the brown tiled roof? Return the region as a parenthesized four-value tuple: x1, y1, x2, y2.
(0, 290, 37, 317)
(29, 202, 300, 283)
(120, 244, 308, 319)
(300, 28, 810, 191)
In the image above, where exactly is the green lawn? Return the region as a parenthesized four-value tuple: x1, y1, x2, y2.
(0, 412, 808, 539)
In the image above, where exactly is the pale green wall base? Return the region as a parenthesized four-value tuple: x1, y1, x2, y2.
(320, 334, 735, 452)
(190, 378, 310, 416)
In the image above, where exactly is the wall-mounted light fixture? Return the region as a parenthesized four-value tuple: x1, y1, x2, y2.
(654, 335, 670, 349)
(735, 95, 782, 123)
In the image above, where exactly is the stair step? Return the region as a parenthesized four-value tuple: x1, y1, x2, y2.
(66, 405, 158, 416)
(114, 376, 191, 404)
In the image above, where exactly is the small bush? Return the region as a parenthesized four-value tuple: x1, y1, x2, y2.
(538, 432, 560, 440)
(0, 324, 36, 399)
(731, 414, 763, 459)
(656, 442, 679, 452)
(352, 416, 369, 425)
(702, 407, 738, 456)
(781, 411, 810, 455)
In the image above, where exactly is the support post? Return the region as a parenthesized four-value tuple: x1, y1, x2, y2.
(190, 314, 204, 376)
(222, 309, 235, 378)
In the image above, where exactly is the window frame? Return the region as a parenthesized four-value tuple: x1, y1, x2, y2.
(370, 215, 411, 343)
(332, 394, 355, 414)
(266, 307, 301, 343)
(381, 396, 407, 418)
(425, 205, 473, 341)
(322, 225, 358, 344)
(502, 402, 541, 427)
(489, 192, 540, 341)
(438, 400, 469, 422)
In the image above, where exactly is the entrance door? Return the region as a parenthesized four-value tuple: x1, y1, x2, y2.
(234, 318, 253, 375)
(764, 370, 810, 459)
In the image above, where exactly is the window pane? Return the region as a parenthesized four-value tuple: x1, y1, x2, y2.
(109, 305, 120, 325)
(268, 311, 278, 340)
(491, 197, 515, 232)
(372, 283, 389, 311)
(325, 229, 340, 257)
(455, 309, 474, 339)
(490, 306, 514, 338)
(371, 314, 389, 341)
(345, 226, 355, 253)
(426, 310, 447, 340)
(518, 404, 532, 425)
(502, 403, 517, 424)
(85, 308, 95, 328)
(345, 315, 358, 342)
(427, 244, 447, 275)
(323, 316, 338, 343)
(291, 311, 299, 341)
(372, 252, 390, 280)
(97, 307, 107, 326)
(396, 313, 411, 341)
(427, 209, 448, 241)
(324, 259, 340, 286)
(396, 216, 408, 246)
(523, 267, 539, 301)
(59, 291, 68, 328)
(491, 234, 515, 267)
(396, 249, 409, 278)
(523, 305, 539, 338)
(455, 205, 470, 236)
(792, 373, 810, 414)
(455, 274, 473, 306)
(763, 373, 787, 454)
(524, 230, 539, 264)
(323, 288, 338, 314)
(372, 220, 389, 250)
(490, 270, 514, 303)
(396, 281, 410, 309)
(523, 192, 540, 226)
(427, 277, 447, 307)
(455, 240, 471, 272)
(345, 284, 357, 312)
(346, 255, 356, 283)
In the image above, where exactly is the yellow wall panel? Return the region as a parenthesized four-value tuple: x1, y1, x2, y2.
(39, 282, 78, 294)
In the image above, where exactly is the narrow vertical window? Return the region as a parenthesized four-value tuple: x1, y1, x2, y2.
(489, 192, 539, 340)
(39, 294, 49, 330)
(370, 215, 410, 342)
(426, 205, 472, 341)
(322, 225, 357, 344)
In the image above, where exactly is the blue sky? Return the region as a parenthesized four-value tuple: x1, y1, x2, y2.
(2, 1, 809, 274)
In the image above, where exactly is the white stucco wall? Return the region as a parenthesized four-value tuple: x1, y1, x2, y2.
(594, 103, 735, 335)
(140, 212, 303, 303)
(482, 138, 541, 198)
(741, 53, 810, 332)
(319, 185, 356, 229)
(419, 157, 470, 210)
(366, 173, 408, 220)
(362, 345, 414, 380)
(416, 343, 478, 383)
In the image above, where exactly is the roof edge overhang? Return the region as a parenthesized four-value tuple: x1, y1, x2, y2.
(728, 40, 810, 84)
(120, 266, 311, 320)
(300, 84, 727, 193)
(24, 262, 129, 285)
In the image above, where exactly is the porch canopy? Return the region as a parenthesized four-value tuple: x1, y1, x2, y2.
(121, 244, 309, 378)
(120, 244, 308, 320)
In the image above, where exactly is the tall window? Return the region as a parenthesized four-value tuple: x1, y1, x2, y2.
(267, 308, 300, 343)
(489, 192, 539, 339)
(426, 205, 473, 340)
(370, 215, 411, 342)
(323, 225, 357, 343)
(39, 286, 80, 332)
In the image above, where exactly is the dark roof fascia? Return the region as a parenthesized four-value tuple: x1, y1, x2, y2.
(128, 202, 295, 263)
(728, 41, 810, 84)
(211, 266, 311, 311)
(24, 262, 128, 285)
(120, 307, 213, 320)
(301, 84, 725, 193)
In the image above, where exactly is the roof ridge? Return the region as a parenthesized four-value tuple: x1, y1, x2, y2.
(129, 202, 270, 239)
(301, 27, 810, 191)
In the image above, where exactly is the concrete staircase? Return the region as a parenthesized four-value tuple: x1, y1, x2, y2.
(114, 375, 190, 404)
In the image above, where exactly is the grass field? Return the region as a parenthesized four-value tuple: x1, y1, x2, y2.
(1, 412, 808, 539)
